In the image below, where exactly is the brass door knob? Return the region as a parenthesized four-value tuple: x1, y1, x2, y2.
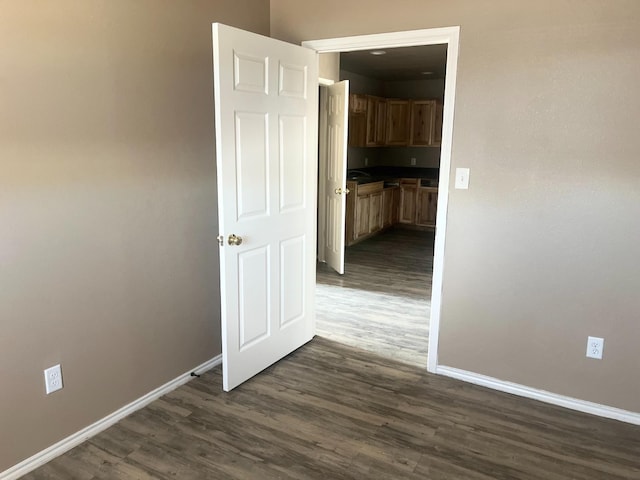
(334, 187, 350, 195)
(227, 234, 243, 246)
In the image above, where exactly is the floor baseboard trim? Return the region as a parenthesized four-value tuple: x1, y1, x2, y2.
(436, 365, 640, 426)
(1, 355, 222, 480)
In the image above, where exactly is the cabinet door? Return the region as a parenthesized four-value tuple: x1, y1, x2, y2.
(365, 96, 387, 146)
(386, 100, 410, 145)
(345, 181, 357, 245)
(369, 191, 383, 233)
(399, 185, 417, 224)
(365, 96, 377, 146)
(349, 93, 367, 114)
(409, 100, 436, 146)
(416, 188, 438, 227)
(432, 101, 443, 146)
(382, 188, 393, 228)
(355, 194, 370, 238)
(348, 113, 366, 147)
(374, 99, 387, 145)
(391, 187, 400, 225)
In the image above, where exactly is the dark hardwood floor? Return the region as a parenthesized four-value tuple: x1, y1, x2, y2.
(23, 337, 640, 479)
(316, 227, 434, 367)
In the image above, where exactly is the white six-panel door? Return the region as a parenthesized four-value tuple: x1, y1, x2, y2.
(212, 24, 318, 391)
(318, 81, 349, 274)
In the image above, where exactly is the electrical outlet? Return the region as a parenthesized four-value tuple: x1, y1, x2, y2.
(44, 364, 63, 394)
(410, 157, 417, 166)
(586, 336, 604, 360)
(364, 157, 369, 166)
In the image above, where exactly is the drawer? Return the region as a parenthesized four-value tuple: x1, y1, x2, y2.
(399, 178, 418, 185)
(357, 181, 384, 196)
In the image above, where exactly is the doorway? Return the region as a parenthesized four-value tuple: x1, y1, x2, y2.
(304, 27, 460, 373)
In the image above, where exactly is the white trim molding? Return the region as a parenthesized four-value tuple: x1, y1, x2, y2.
(437, 365, 640, 426)
(0, 355, 222, 480)
(304, 26, 461, 376)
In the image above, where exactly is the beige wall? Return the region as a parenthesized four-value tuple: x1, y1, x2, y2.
(0, 0, 269, 472)
(319, 52, 340, 82)
(271, 0, 640, 412)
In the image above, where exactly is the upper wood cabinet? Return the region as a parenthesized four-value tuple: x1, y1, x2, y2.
(349, 94, 367, 114)
(348, 112, 366, 147)
(347, 95, 442, 148)
(366, 96, 387, 146)
(409, 100, 444, 147)
(409, 100, 435, 146)
(433, 101, 443, 146)
(348, 94, 367, 147)
(385, 100, 411, 146)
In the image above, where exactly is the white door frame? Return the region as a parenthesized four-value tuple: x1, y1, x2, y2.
(303, 26, 460, 374)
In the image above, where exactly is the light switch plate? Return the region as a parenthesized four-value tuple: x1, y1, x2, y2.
(455, 168, 470, 189)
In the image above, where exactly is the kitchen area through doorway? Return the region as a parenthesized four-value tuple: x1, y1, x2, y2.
(316, 44, 446, 368)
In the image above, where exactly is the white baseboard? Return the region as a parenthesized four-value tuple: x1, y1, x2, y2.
(1, 355, 222, 480)
(437, 365, 640, 426)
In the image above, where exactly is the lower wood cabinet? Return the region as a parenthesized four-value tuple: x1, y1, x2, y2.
(399, 179, 418, 224)
(400, 179, 438, 227)
(369, 191, 383, 233)
(346, 181, 397, 246)
(355, 193, 370, 238)
(382, 187, 400, 228)
(416, 187, 438, 227)
(346, 179, 436, 246)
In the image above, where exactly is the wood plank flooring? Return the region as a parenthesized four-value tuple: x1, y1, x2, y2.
(316, 227, 434, 367)
(23, 337, 640, 479)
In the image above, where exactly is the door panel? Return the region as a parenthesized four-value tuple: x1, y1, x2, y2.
(318, 81, 349, 274)
(235, 112, 268, 218)
(279, 116, 306, 211)
(212, 23, 318, 391)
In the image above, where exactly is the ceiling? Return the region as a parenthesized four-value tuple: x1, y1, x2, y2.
(340, 44, 448, 81)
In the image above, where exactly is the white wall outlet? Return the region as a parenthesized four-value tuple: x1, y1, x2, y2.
(410, 157, 417, 166)
(455, 167, 470, 189)
(44, 364, 63, 394)
(364, 157, 369, 166)
(586, 336, 604, 360)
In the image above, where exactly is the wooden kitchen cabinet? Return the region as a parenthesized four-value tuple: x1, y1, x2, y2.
(433, 101, 443, 146)
(346, 181, 398, 246)
(345, 180, 358, 243)
(348, 94, 367, 147)
(416, 187, 438, 227)
(385, 100, 410, 146)
(366, 96, 387, 146)
(349, 94, 367, 114)
(399, 179, 418, 224)
(409, 100, 436, 146)
(369, 191, 383, 233)
(382, 186, 400, 228)
(355, 193, 370, 238)
(348, 113, 367, 147)
(347, 94, 442, 148)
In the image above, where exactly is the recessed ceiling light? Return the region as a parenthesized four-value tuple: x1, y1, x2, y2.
(370, 50, 387, 56)
(421, 71, 434, 75)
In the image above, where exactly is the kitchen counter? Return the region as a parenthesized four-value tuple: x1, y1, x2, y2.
(347, 167, 439, 187)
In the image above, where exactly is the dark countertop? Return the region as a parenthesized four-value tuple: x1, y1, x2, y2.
(347, 167, 439, 187)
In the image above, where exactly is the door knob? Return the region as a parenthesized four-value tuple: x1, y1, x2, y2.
(334, 187, 350, 195)
(227, 234, 243, 246)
